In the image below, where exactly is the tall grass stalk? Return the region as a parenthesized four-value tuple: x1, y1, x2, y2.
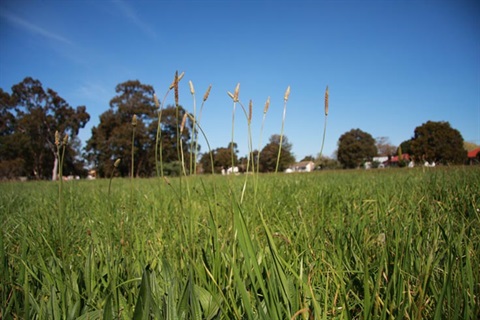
(130, 114, 137, 207)
(275, 85, 290, 173)
(254, 96, 270, 199)
(192, 84, 212, 175)
(319, 86, 329, 158)
(108, 158, 121, 197)
(227, 83, 240, 171)
(55, 131, 68, 258)
(188, 80, 196, 175)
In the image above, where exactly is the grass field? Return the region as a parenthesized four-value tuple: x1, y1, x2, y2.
(1, 167, 479, 319)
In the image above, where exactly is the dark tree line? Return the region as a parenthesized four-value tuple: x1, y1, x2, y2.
(336, 121, 467, 169)
(0, 77, 89, 179)
(199, 135, 296, 173)
(1, 77, 469, 179)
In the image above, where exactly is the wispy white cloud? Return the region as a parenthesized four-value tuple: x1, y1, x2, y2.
(112, 0, 156, 38)
(75, 81, 110, 104)
(0, 10, 73, 45)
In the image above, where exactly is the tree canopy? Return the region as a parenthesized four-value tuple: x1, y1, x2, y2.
(375, 136, 396, 156)
(0, 77, 90, 179)
(337, 128, 377, 168)
(85, 80, 195, 177)
(258, 134, 295, 172)
(410, 121, 466, 164)
(199, 143, 239, 174)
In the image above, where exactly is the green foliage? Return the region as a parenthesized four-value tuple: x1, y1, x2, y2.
(398, 138, 414, 156)
(315, 155, 341, 170)
(199, 144, 239, 174)
(2, 168, 479, 319)
(410, 121, 467, 164)
(85, 80, 195, 178)
(0, 78, 90, 179)
(259, 134, 295, 172)
(337, 128, 377, 168)
(86, 80, 156, 178)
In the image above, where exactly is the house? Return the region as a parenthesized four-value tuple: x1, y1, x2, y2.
(468, 148, 480, 164)
(288, 161, 315, 173)
(388, 154, 411, 167)
(222, 166, 239, 175)
(87, 169, 97, 180)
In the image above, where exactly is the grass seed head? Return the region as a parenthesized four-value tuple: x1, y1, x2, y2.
(114, 158, 121, 168)
(178, 71, 185, 82)
(324, 86, 329, 116)
(174, 71, 179, 106)
(227, 91, 235, 100)
(263, 96, 270, 114)
(284, 85, 291, 101)
(62, 133, 69, 145)
(203, 85, 212, 101)
(169, 71, 185, 89)
(153, 92, 160, 108)
(189, 80, 195, 95)
(180, 113, 188, 133)
(163, 176, 171, 185)
(55, 130, 60, 146)
(132, 114, 137, 127)
(233, 83, 240, 102)
(248, 99, 253, 123)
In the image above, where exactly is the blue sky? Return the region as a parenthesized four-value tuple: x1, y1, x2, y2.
(1, 0, 479, 161)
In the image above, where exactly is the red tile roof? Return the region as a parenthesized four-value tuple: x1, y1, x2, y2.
(390, 154, 411, 162)
(468, 148, 480, 158)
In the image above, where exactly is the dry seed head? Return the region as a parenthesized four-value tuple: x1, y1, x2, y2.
(169, 71, 185, 89)
(55, 130, 60, 146)
(189, 80, 195, 95)
(263, 96, 270, 114)
(233, 83, 240, 102)
(163, 176, 171, 185)
(248, 100, 253, 123)
(284, 86, 291, 101)
(180, 113, 188, 133)
(114, 158, 121, 168)
(132, 114, 137, 127)
(227, 91, 235, 100)
(153, 93, 160, 108)
(324, 86, 329, 116)
(171, 71, 179, 106)
(203, 85, 212, 101)
(178, 71, 185, 82)
(62, 133, 69, 145)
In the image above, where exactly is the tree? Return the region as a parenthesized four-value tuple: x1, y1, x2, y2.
(155, 104, 195, 174)
(0, 78, 89, 180)
(375, 136, 396, 156)
(199, 144, 239, 174)
(259, 134, 295, 172)
(86, 80, 156, 177)
(337, 129, 377, 168)
(300, 155, 315, 162)
(85, 78, 198, 178)
(315, 155, 341, 170)
(398, 139, 414, 156)
(410, 121, 466, 164)
(463, 141, 479, 152)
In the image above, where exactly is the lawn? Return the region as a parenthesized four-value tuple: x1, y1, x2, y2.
(1, 167, 479, 319)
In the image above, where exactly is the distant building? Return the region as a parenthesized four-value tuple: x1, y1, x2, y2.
(288, 161, 315, 173)
(87, 170, 97, 180)
(468, 148, 480, 165)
